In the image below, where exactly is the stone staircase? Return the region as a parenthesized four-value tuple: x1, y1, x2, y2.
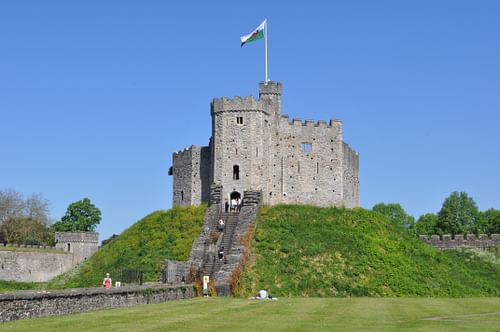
(201, 212, 239, 278)
(161, 190, 262, 296)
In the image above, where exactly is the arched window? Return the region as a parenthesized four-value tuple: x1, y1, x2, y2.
(233, 165, 240, 180)
(67, 243, 71, 252)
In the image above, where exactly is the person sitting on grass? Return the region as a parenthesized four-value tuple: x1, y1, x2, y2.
(251, 289, 277, 300)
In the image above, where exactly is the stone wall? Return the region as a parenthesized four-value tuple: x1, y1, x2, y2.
(0, 250, 73, 282)
(419, 234, 500, 250)
(172, 145, 212, 206)
(172, 147, 194, 206)
(268, 116, 344, 207)
(342, 142, 360, 208)
(0, 284, 194, 322)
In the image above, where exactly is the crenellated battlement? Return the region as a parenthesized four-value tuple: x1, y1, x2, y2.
(211, 96, 263, 113)
(279, 115, 342, 129)
(173, 145, 202, 157)
(0, 243, 61, 251)
(419, 234, 500, 250)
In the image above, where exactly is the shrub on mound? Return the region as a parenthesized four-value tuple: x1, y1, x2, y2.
(48, 205, 206, 288)
(237, 205, 500, 297)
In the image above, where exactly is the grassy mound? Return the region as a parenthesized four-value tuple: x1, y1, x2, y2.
(237, 205, 500, 297)
(47, 205, 206, 288)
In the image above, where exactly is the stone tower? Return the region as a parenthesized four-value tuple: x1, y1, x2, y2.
(172, 82, 359, 208)
(55, 232, 99, 265)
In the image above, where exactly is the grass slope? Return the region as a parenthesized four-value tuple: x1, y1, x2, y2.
(47, 205, 206, 288)
(3, 298, 500, 331)
(238, 205, 500, 297)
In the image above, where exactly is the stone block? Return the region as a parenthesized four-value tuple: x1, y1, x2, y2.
(466, 234, 476, 241)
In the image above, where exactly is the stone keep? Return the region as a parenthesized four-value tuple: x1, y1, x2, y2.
(172, 82, 359, 208)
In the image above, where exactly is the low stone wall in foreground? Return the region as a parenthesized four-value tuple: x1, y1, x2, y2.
(0, 284, 194, 322)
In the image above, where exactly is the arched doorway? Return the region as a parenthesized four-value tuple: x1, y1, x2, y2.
(230, 191, 241, 200)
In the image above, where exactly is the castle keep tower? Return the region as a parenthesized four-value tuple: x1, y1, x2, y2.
(172, 82, 359, 208)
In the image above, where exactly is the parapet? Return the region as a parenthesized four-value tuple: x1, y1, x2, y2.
(55, 232, 99, 244)
(279, 115, 341, 130)
(0, 243, 60, 251)
(419, 234, 500, 250)
(173, 145, 208, 157)
(211, 96, 263, 113)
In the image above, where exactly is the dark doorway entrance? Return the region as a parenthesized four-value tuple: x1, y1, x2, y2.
(229, 191, 242, 212)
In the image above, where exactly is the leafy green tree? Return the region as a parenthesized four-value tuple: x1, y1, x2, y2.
(372, 203, 415, 229)
(436, 191, 479, 235)
(414, 213, 438, 235)
(53, 198, 101, 231)
(478, 209, 500, 234)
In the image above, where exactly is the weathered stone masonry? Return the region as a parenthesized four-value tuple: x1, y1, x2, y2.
(172, 82, 360, 208)
(0, 232, 98, 282)
(0, 284, 194, 322)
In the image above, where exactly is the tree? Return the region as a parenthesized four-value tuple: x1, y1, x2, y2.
(53, 198, 101, 232)
(372, 203, 415, 229)
(1, 217, 52, 245)
(414, 213, 438, 235)
(436, 191, 479, 235)
(0, 189, 52, 245)
(478, 209, 500, 234)
(0, 189, 24, 224)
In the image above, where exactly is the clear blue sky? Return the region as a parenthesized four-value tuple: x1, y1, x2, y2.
(1, 1, 499, 242)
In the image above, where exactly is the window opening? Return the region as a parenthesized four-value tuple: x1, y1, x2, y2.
(236, 116, 243, 125)
(301, 143, 312, 152)
(233, 165, 240, 180)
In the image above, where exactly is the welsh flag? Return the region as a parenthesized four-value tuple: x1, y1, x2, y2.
(240, 20, 266, 47)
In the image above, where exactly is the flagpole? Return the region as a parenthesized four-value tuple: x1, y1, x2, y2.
(265, 19, 268, 84)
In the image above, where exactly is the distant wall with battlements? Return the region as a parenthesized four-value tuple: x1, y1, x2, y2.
(0, 250, 73, 282)
(0, 232, 99, 282)
(419, 234, 500, 250)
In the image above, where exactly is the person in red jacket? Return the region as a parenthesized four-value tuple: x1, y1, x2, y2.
(102, 273, 112, 288)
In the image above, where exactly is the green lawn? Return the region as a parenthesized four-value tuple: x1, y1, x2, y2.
(2, 297, 500, 331)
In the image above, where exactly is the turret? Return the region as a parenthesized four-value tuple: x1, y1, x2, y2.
(259, 81, 282, 116)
